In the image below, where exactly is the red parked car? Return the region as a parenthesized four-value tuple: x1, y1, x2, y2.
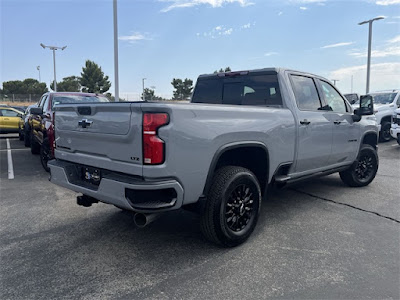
(28, 92, 110, 171)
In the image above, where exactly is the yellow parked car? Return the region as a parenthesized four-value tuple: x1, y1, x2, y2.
(0, 106, 24, 133)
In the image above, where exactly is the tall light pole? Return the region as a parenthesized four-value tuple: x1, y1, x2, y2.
(37, 66, 41, 82)
(40, 43, 67, 92)
(142, 78, 146, 101)
(332, 79, 339, 86)
(358, 16, 384, 94)
(113, 0, 120, 102)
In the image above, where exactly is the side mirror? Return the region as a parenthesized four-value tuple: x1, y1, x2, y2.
(30, 107, 43, 115)
(358, 95, 374, 116)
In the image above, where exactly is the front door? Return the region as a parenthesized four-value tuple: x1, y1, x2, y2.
(317, 79, 359, 165)
(290, 74, 333, 174)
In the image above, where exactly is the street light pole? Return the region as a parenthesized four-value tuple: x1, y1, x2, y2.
(113, 0, 120, 102)
(332, 79, 339, 86)
(40, 43, 67, 92)
(142, 78, 146, 101)
(358, 16, 384, 94)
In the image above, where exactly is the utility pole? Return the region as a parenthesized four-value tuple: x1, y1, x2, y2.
(351, 75, 353, 93)
(358, 16, 384, 94)
(40, 43, 67, 92)
(332, 79, 339, 86)
(113, 0, 120, 102)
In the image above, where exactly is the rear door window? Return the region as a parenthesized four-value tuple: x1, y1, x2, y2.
(291, 75, 322, 111)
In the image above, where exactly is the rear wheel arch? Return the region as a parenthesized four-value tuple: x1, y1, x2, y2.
(203, 142, 270, 197)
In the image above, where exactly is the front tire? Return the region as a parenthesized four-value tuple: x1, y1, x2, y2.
(339, 144, 378, 187)
(379, 121, 392, 142)
(200, 166, 261, 247)
(30, 132, 40, 154)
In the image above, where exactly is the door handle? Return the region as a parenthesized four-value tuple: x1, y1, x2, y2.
(300, 119, 311, 125)
(334, 121, 342, 125)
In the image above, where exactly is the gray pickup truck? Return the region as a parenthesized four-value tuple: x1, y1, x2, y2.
(49, 68, 379, 247)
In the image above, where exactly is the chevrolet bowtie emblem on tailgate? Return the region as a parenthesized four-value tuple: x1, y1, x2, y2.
(78, 119, 93, 128)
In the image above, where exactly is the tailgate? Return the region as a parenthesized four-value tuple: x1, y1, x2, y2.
(54, 103, 143, 175)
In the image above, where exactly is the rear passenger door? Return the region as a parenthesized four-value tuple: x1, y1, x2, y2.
(317, 80, 359, 165)
(290, 74, 333, 174)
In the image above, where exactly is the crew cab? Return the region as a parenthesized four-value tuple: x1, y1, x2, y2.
(48, 68, 379, 247)
(28, 92, 109, 171)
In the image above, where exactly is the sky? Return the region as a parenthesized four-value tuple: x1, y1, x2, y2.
(1, 0, 400, 100)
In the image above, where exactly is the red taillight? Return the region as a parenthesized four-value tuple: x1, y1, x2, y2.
(143, 113, 169, 165)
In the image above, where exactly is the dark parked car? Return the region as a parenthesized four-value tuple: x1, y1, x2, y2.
(19, 104, 38, 142)
(343, 93, 360, 104)
(28, 92, 110, 171)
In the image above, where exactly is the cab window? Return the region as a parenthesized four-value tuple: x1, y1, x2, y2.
(291, 75, 322, 111)
(319, 80, 347, 113)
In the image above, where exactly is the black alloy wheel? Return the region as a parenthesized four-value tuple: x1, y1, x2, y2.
(339, 144, 378, 187)
(225, 184, 255, 233)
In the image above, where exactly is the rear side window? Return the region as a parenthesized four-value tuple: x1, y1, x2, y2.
(192, 74, 283, 106)
(291, 75, 322, 111)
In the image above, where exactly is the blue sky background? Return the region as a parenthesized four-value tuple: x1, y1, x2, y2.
(1, 0, 399, 99)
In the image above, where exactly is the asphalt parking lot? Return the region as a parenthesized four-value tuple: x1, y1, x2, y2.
(0, 134, 399, 300)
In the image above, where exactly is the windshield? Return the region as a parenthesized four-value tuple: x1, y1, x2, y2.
(52, 95, 109, 107)
(369, 93, 397, 105)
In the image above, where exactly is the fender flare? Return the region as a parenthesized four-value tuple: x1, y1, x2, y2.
(202, 141, 270, 196)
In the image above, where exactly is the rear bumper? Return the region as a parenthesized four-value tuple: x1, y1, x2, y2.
(48, 160, 184, 213)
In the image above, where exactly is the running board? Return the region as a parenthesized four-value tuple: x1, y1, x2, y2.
(274, 166, 350, 185)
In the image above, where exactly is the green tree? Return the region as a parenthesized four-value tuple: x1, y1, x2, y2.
(50, 76, 81, 92)
(141, 88, 163, 101)
(214, 67, 231, 74)
(2, 79, 47, 94)
(171, 78, 193, 100)
(80, 60, 111, 93)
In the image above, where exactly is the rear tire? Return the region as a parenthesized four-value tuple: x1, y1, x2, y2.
(30, 132, 40, 155)
(24, 126, 31, 147)
(339, 144, 378, 187)
(40, 138, 51, 172)
(200, 166, 261, 247)
(379, 121, 392, 142)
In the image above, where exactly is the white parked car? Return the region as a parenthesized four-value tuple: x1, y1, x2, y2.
(390, 108, 400, 145)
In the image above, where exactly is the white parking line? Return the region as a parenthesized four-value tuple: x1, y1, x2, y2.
(6, 138, 14, 179)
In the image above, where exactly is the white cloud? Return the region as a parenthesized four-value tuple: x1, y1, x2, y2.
(329, 62, 400, 93)
(160, 0, 254, 12)
(376, 0, 400, 5)
(118, 32, 150, 42)
(388, 35, 400, 43)
(278, 11, 283, 16)
(321, 42, 354, 49)
(300, 6, 308, 10)
(241, 23, 251, 29)
(349, 34, 400, 58)
(222, 28, 233, 35)
(215, 25, 223, 31)
(264, 52, 278, 56)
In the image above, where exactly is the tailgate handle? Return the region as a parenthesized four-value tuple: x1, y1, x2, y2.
(78, 106, 92, 115)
